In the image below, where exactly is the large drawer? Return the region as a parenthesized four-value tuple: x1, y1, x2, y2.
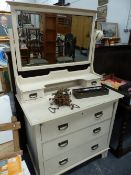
(42, 119, 111, 160)
(41, 103, 113, 142)
(44, 134, 108, 175)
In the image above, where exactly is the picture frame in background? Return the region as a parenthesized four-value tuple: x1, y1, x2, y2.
(97, 5, 107, 19)
(98, 0, 108, 6)
(100, 22, 119, 38)
(0, 11, 11, 42)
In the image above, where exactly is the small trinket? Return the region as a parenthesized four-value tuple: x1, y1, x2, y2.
(48, 88, 80, 113)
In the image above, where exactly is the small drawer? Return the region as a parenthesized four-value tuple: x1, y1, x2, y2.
(41, 103, 113, 142)
(22, 90, 44, 101)
(80, 79, 101, 87)
(42, 119, 111, 160)
(44, 134, 108, 175)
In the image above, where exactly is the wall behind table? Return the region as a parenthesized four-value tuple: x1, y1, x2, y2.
(65, 0, 98, 10)
(68, 0, 131, 43)
(107, 0, 131, 44)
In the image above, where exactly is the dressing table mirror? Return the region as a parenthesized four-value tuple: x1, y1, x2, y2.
(7, 1, 123, 175)
(9, 2, 96, 72)
(17, 12, 93, 67)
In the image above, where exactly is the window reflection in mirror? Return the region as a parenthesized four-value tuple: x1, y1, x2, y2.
(16, 11, 93, 67)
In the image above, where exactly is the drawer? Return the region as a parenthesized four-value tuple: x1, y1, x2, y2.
(43, 119, 111, 160)
(41, 103, 113, 142)
(44, 134, 108, 175)
(21, 89, 44, 101)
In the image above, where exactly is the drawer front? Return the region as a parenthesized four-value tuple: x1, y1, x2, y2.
(44, 134, 108, 175)
(81, 79, 101, 87)
(22, 90, 44, 101)
(43, 119, 111, 160)
(41, 103, 113, 142)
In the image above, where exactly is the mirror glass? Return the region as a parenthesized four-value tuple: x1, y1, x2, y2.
(16, 11, 93, 67)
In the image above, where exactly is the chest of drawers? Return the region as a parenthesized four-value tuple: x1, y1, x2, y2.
(19, 89, 123, 175)
(7, 2, 123, 175)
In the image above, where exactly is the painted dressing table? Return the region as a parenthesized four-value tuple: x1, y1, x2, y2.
(7, 1, 123, 175)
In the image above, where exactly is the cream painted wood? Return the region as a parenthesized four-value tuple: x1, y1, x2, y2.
(16, 70, 100, 94)
(22, 90, 44, 101)
(16, 93, 122, 175)
(106, 102, 119, 146)
(44, 134, 108, 175)
(41, 103, 113, 142)
(25, 119, 45, 175)
(9, 29, 18, 78)
(7, 1, 96, 72)
(18, 95, 122, 175)
(8, 2, 123, 175)
(43, 119, 111, 160)
(17, 89, 122, 126)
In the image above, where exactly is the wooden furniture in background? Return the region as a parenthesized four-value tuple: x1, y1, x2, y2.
(0, 38, 10, 43)
(20, 48, 30, 65)
(7, 2, 123, 175)
(41, 14, 72, 64)
(42, 14, 57, 64)
(26, 28, 44, 59)
(71, 16, 92, 49)
(94, 45, 131, 81)
(57, 15, 71, 35)
(0, 116, 22, 160)
(101, 37, 120, 46)
(110, 100, 131, 157)
(0, 66, 10, 93)
(94, 44, 131, 157)
(128, 31, 131, 44)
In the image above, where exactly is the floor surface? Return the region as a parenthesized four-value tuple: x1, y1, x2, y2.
(24, 150, 131, 175)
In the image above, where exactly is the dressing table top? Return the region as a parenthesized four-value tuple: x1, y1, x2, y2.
(17, 89, 123, 126)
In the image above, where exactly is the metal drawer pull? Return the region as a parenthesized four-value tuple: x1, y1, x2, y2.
(59, 158, 68, 166)
(91, 144, 99, 150)
(93, 127, 101, 134)
(91, 81, 97, 85)
(58, 140, 68, 147)
(58, 123, 68, 131)
(29, 93, 37, 99)
(95, 111, 103, 119)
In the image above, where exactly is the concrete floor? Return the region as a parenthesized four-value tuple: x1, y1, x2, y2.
(66, 151, 131, 175)
(23, 150, 131, 175)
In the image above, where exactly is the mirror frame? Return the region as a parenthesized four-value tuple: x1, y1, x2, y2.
(7, 1, 96, 72)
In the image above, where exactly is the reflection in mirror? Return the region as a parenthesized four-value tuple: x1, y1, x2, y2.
(16, 11, 93, 67)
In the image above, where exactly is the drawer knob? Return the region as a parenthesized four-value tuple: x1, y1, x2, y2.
(58, 140, 68, 148)
(93, 127, 101, 134)
(59, 158, 68, 166)
(91, 144, 99, 150)
(58, 123, 68, 131)
(94, 111, 103, 119)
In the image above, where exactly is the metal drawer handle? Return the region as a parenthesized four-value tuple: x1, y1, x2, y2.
(91, 144, 99, 150)
(29, 93, 37, 99)
(58, 140, 68, 148)
(91, 81, 97, 85)
(58, 123, 68, 131)
(93, 127, 101, 134)
(94, 111, 103, 119)
(59, 158, 68, 166)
